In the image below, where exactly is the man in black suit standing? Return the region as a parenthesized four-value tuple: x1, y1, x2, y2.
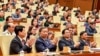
(10, 25, 35, 55)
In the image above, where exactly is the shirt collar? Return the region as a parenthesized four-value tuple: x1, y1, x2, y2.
(5, 30, 15, 35)
(18, 36, 26, 42)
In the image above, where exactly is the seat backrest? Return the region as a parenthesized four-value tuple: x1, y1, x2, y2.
(0, 35, 14, 56)
(0, 21, 5, 34)
(0, 35, 3, 47)
(31, 36, 37, 53)
(94, 34, 100, 48)
(32, 43, 36, 53)
(73, 35, 79, 43)
(53, 16, 61, 23)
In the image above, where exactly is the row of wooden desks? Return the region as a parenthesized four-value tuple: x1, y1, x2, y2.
(9, 52, 100, 56)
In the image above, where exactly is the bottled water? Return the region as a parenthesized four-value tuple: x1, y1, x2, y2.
(43, 48, 49, 56)
(19, 50, 24, 56)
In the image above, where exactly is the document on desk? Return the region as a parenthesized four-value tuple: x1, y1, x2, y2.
(46, 52, 60, 56)
(91, 48, 100, 52)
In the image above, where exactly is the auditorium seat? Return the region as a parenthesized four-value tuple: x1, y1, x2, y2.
(0, 35, 14, 56)
(94, 34, 100, 48)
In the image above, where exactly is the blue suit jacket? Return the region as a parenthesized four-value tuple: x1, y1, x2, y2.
(85, 26, 97, 36)
(35, 37, 57, 52)
(58, 37, 79, 51)
(12, 14, 21, 20)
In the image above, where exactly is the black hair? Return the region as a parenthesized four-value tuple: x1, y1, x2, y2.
(6, 16, 12, 22)
(75, 12, 79, 17)
(27, 26, 34, 39)
(62, 6, 66, 11)
(66, 15, 71, 19)
(27, 26, 33, 34)
(79, 31, 87, 39)
(14, 25, 25, 35)
(31, 19, 38, 28)
(90, 22, 95, 25)
(66, 8, 72, 12)
(24, 5, 29, 9)
(6, 24, 11, 29)
(8, 0, 10, 2)
(86, 17, 90, 22)
(62, 28, 69, 35)
(6, 3, 8, 6)
(28, 10, 32, 16)
(2, 4, 5, 7)
(80, 31, 86, 36)
(43, 11, 49, 15)
(28, 0, 30, 1)
(16, 8, 21, 12)
(39, 27, 48, 33)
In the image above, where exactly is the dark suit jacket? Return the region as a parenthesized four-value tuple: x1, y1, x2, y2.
(10, 36, 32, 55)
(52, 11, 57, 16)
(35, 37, 56, 52)
(27, 15, 32, 18)
(3, 24, 8, 31)
(79, 39, 90, 50)
(58, 37, 79, 51)
(61, 16, 66, 21)
(44, 21, 53, 27)
(85, 26, 97, 36)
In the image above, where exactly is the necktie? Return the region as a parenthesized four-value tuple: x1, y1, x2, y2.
(69, 40, 72, 45)
(68, 39, 73, 45)
(85, 41, 90, 46)
(10, 33, 12, 35)
(45, 40, 49, 47)
(22, 39, 26, 46)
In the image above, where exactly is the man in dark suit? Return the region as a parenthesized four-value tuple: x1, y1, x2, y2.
(85, 22, 97, 36)
(10, 25, 35, 55)
(60, 12, 67, 21)
(12, 8, 22, 20)
(58, 29, 80, 51)
(35, 27, 57, 52)
(79, 31, 96, 50)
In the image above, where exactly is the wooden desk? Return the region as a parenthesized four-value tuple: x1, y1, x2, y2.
(48, 23, 61, 32)
(13, 18, 27, 25)
(48, 0, 56, 4)
(10, 52, 100, 56)
(0, 48, 2, 56)
(70, 52, 100, 56)
(48, 28, 60, 32)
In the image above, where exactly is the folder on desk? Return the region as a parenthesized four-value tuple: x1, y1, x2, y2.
(83, 46, 91, 53)
(60, 46, 71, 55)
(62, 46, 71, 53)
